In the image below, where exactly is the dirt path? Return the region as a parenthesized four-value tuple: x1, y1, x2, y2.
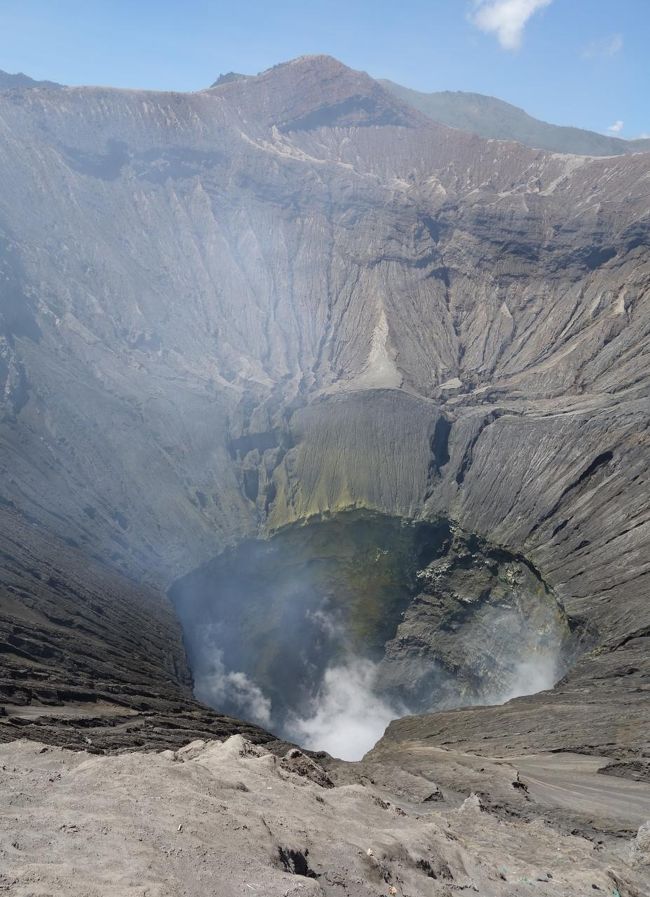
(512, 753, 650, 829)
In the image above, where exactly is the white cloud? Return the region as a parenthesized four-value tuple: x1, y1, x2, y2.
(582, 33, 624, 59)
(469, 0, 553, 50)
(607, 120, 624, 134)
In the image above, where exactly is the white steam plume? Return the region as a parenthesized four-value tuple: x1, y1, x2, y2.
(490, 653, 560, 705)
(287, 659, 402, 761)
(194, 648, 272, 728)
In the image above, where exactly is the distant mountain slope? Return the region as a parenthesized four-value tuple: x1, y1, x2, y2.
(381, 79, 650, 156)
(0, 69, 62, 90)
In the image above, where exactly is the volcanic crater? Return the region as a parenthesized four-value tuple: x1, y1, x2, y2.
(0, 53, 647, 766)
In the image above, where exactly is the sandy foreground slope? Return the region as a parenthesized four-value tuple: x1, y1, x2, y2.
(1, 736, 648, 896)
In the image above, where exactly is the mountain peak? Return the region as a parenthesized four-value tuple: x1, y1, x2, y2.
(211, 72, 249, 88)
(210, 55, 420, 132)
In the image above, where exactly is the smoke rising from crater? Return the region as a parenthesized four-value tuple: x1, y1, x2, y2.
(193, 641, 273, 729)
(171, 514, 576, 761)
(491, 654, 560, 705)
(287, 659, 404, 760)
(188, 601, 568, 760)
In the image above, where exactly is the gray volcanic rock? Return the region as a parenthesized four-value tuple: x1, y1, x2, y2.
(381, 80, 650, 156)
(0, 55, 648, 755)
(376, 531, 582, 709)
(0, 506, 279, 751)
(2, 736, 650, 895)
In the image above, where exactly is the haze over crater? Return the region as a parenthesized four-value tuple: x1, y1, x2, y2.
(0, 55, 647, 763)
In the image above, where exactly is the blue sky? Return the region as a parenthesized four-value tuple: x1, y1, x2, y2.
(0, 0, 647, 137)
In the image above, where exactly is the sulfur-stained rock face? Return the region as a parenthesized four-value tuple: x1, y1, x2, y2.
(0, 55, 648, 754)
